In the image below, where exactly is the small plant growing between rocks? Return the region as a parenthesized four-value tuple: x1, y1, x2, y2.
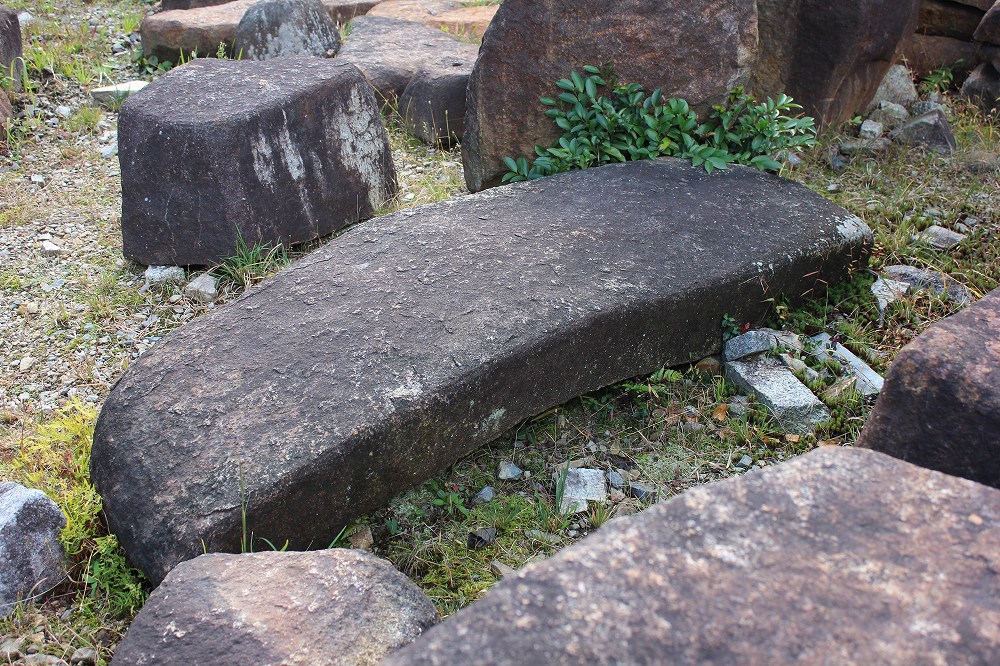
(503, 63, 816, 182)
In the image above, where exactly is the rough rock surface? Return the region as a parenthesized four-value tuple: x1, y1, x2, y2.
(975, 0, 1000, 43)
(751, 0, 921, 127)
(724, 354, 830, 434)
(400, 53, 474, 145)
(118, 57, 397, 266)
(91, 159, 871, 583)
(112, 550, 438, 665)
(900, 33, 982, 78)
(962, 62, 1000, 111)
(918, 0, 986, 39)
(1, 5, 23, 88)
(890, 108, 957, 152)
(868, 64, 919, 110)
(859, 287, 1000, 488)
(0, 88, 10, 125)
(386, 447, 1000, 665)
(234, 0, 341, 60)
(162, 0, 238, 10)
(143, 0, 379, 61)
(336, 16, 477, 103)
(0, 482, 65, 616)
(368, 0, 496, 39)
(462, 0, 758, 191)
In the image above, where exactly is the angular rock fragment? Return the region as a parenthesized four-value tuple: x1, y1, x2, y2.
(90, 80, 147, 107)
(724, 354, 830, 434)
(336, 16, 478, 103)
(558, 468, 606, 514)
(752, 0, 920, 126)
(385, 447, 1000, 665)
(871, 277, 910, 317)
(184, 273, 219, 303)
(723, 328, 803, 362)
(915, 224, 966, 250)
(462, 0, 759, 191)
(890, 108, 957, 153)
(868, 64, 919, 110)
(234, 0, 342, 60)
(91, 159, 871, 583)
(858, 287, 1000, 488)
(118, 57, 397, 266)
(883, 264, 971, 305)
(810, 332, 883, 397)
(112, 550, 438, 665)
(0, 483, 65, 616)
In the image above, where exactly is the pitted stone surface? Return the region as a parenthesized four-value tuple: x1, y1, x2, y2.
(234, 0, 342, 60)
(0, 482, 66, 616)
(112, 550, 438, 665)
(859, 287, 1000, 488)
(118, 57, 397, 266)
(462, 0, 758, 191)
(91, 159, 871, 583)
(336, 15, 478, 103)
(386, 447, 1000, 665)
(400, 53, 474, 145)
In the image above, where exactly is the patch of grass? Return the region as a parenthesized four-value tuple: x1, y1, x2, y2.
(65, 105, 102, 135)
(212, 235, 290, 291)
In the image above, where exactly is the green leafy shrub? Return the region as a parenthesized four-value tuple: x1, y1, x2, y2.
(503, 64, 816, 182)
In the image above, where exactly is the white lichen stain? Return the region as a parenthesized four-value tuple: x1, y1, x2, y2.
(331, 86, 390, 210)
(251, 134, 276, 188)
(476, 407, 507, 436)
(835, 214, 873, 244)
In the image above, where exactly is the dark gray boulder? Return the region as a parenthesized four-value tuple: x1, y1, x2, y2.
(118, 57, 397, 266)
(858, 287, 1000, 488)
(962, 62, 1000, 111)
(977, 1, 1000, 44)
(400, 53, 474, 145)
(0, 482, 66, 616)
(0, 5, 24, 90)
(233, 0, 342, 60)
(386, 447, 1000, 665)
(462, 0, 758, 192)
(890, 107, 958, 153)
(112, 549, 438, 665)
(336, 15, 477, 103)
(91, 159, 872, 584)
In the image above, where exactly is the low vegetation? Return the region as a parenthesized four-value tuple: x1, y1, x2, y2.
(0, 0, 996, 662)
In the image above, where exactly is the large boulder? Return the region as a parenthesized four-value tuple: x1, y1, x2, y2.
(386, 447, 1000, 665)
(400, 53, 474, 145)
(112, 550, 439, 665)
(750, 0, 921, 127)
(368, 0, 497, 39)
(118, 57, 397, 266)
(917, 0, 987, 39)
(461, 0, 758, 192)
(858, 287, 1000, 487)
(975, 2, 1000, 45)
(91, 158, 872, 583)
(0, 482, 65, 616)
(233, 0, 342, 59)
(336, 15, 477, 102)
(900, 33, 982, 78)
(0, 5, 24, 89)
(961, 62, 1000, 110)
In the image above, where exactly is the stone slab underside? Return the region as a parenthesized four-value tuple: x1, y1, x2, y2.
(386, 447, 1000, 665)
(91, 159, 871, 583)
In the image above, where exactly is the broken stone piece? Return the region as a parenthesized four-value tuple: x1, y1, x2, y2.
(890, 108, 957, 153)
(722, 328, 803, 362)
(558, 468, 606, 514)
(144, 265, 186, 288)
(0, 483, 66, 617)
(871, 277, 911, 316)
(883, 264, 971, 305)
(859, 119, 883, 139)
(91, 81, 148, 107)
(725, 354, 830, 433)
(184, 273, 219, 303)
(915, 224, 966, 250)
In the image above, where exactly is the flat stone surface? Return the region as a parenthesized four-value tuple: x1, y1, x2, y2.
(752, 0, 920, 126)
(462, 0, 758, 191)
(369, 0, 496, 38)
(143, 0, 380, 61)
(234, 0, 341, 60)
(723, 328, 803, 362)
(112, 549, 438, 665)
(867, 100, 909, 129)
(559, 468, 606, 514)
(91, 159, 871, 583)
(891, 108, 957, 153)
(859, 287, 1000, 488)
(871, 277, 911, 315)
(916, 224, 966, 250)
(118, 57, 397, 266)
(725, 354, 830, 434)
(810, 332, 883, 396)
(400, 53, 474, 145)
(386, 447, 1000, 665)
(90, 80, 147, 106)
(859, 118, 883, 139)
(0, 482, 65, 616)
(336, 15, 478, 103)
(884, 264, 971, 305)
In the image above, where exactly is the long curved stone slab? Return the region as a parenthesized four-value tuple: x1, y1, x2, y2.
(91, 159, 872, 583)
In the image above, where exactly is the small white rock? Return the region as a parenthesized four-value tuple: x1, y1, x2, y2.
(18, 357, 34, 372)
(185, 273, 220, 303)
(55, 105, 72, 118)
(859, 119, 883, 140)
(144, 265, 186, 287)
(40, 240, 63, 256)
(90, 80, 148, 107)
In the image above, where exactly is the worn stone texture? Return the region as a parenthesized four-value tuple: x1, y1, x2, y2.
(0, 483, 65, 616)
(462, 0, 758, 191)
(386, 447, 1000, 665)
(975, 1, 1000, 44)
(368, 0, 496, 39)
(91, 159, 871, 583)
(962, 62, 1000, 110)
(890, 107, 958, 152)
(112, 550, 438, 665)
(162, 0, 239, 10)
(751, 0, 921, 127)
(118, 57, 397, 266)
(918, 0, 987, 39)
(336, 16, 476, 104)
(400, 54, 473, 145)
(900, 33, 983, 78)
(143, 0, 379, 61)
(859, 287, 1000, 488)
(0, 5, 24, 89)
(234, 0, 341, 60)
(0, 88, 10, 126)
(724, 354, 831, 434)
